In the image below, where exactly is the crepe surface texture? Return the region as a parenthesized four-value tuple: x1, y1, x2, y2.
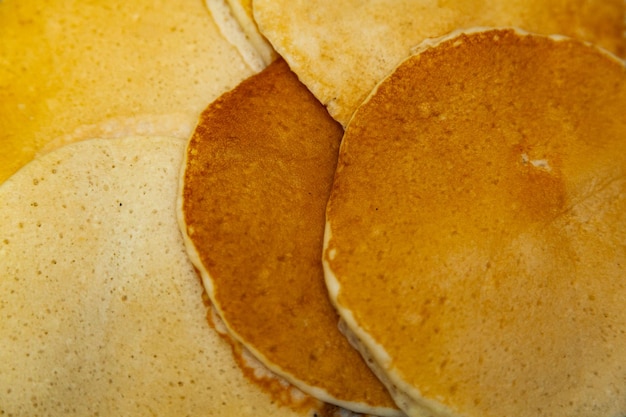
(0, 136, 333, 417)
(179, 58, 401, 416)
(323, 29, 626, 417)
(0, 0, 255, 184)
(253, 0, 626, 126)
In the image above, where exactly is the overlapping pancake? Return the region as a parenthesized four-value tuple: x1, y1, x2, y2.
(323, 29, 626, 417)
(0, 0, 255, 184)
(253, 0, 626, 126)
(206, 0, 277, 71)
(0, 135, 337, 417)
(178, 59, 401, 415)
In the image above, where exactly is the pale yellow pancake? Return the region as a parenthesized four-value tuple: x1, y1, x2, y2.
(0, 136, 331, 417)
(206, 0, 277, 70)
(0, 0, 255, 183)
(253, 0, 626, 126)
(323, 29, 626, 417)
(179, 59, 401, 416)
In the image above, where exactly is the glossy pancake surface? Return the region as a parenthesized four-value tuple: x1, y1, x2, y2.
(324, 29, 626, 417)
(179, 59, 400, 415)
(253, 0, 626, 126)
(0, 136, 325, 417)
(0, 0, 254, 183)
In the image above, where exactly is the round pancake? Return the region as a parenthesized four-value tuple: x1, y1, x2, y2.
(0, 0, 255, 184)
(0, 136, 327, 416)
(179, 59, 401, 415)
(323, 29, 626, 417)
(253, 0, 626, 126)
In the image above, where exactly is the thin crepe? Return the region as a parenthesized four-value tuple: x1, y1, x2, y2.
(323, 29, 626, 417)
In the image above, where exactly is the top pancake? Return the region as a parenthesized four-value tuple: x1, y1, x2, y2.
(0, 0, 254, 183)
(253, 0, 626, 126)
(179, 59, 400, 415)
(0, 135, 333, 416)
(323, 29, 626, 417)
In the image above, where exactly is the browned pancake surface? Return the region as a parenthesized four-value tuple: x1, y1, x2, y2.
(324, 29, 626, 417)
(180, 59, 399, 414)
(254, 0, 626, 126)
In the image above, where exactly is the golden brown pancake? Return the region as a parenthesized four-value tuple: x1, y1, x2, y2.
(179, 59, 401, 415)
(0, 135, 333, 417)
(208, 302, 348, 417)
(253, 0, 626, 126)
(323, 29, 626, 417)
(0, 0, 254, 183)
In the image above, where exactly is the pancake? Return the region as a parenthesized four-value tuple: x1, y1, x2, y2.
(323, 29, 626, 417)
(0, 0, 255, 184)
(253, 0, 626, 126)
(0, 136, 330, 416)
(178, 58, 401, 415)
(208, 303, 345, 417)
(206, 0, 277, 71)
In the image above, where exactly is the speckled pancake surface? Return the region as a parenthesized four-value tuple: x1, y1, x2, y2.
(0, 0, 254, 183)
(0, 136, 326, 417)
(323, 29, 626, 417)
(253, 0, 626, 126)
(179, 59, 400, 416)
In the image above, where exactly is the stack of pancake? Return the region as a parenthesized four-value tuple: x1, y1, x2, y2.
(1, 1, 625, 416)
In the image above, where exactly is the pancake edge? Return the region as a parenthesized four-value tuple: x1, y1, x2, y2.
(206, 0, 275, 71)
(176, 130, 404, 417)
(323, 223, 458, 417)
(345, 26, 626, 128)
(322, 27, 626, 417)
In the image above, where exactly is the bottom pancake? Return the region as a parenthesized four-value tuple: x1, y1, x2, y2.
(179, 59, 400, 415)
(0, 136, 328, 417)
(323, 29, 626, 417)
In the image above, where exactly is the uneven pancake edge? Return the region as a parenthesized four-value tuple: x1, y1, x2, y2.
(225, 0, 277, 66)
(206, 0, 273, 71)
(323, 225, 457, 417)
(323, 28, 626, 417)
(176, 116, 402, 417)
(207, 302, 332, 416)
(175, 153, 335, 409)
